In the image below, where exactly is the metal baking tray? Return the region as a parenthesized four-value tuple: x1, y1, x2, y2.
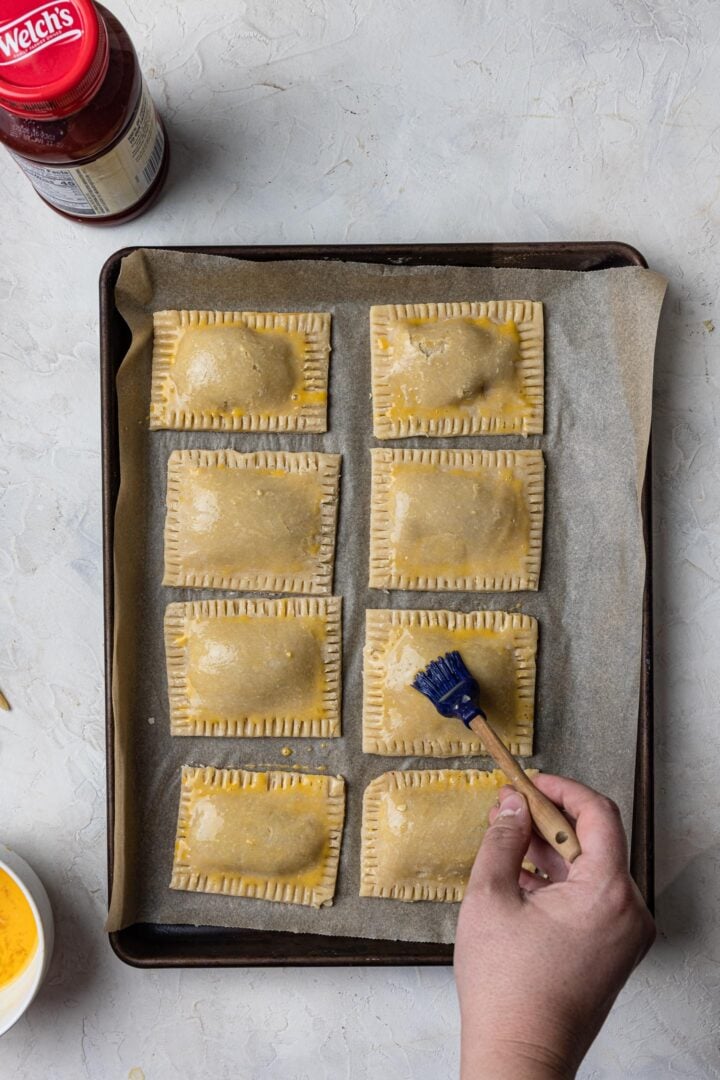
(100, 242, 653, 967)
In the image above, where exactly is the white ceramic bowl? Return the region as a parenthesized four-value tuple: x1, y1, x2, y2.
(0, 843, 54, 1038)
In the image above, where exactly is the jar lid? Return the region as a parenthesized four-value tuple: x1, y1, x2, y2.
(0, 0, 108, 118)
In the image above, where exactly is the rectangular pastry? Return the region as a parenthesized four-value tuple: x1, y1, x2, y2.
(371, 301, 543, 438)
(363, 609, 536, 756)
(368, 448, 544, 591)
(150, 309, 331, 432)
(165, 598, 342, 737)
(360, 768, 537, 902)
(171, 766, 345, 908)
(163, 449, 340, 593)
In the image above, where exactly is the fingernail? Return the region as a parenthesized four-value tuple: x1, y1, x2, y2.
(497, 793, 524, 817)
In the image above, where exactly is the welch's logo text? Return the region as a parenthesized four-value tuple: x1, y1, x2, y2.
(0, 4, 82, 67)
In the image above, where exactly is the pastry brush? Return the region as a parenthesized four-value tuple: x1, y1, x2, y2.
(413, 650, 581, 862)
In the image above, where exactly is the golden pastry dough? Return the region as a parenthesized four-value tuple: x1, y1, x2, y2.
(368, 448, 544, 591)
(163, 449, 340, 593)
(371, 301, 543, 438)
(360, 768, 538, 901)
(171, 766, 345, 907)
(165, 598, 342, 737)
(150, 310, 331, 432)
(363, 609, 536, 757)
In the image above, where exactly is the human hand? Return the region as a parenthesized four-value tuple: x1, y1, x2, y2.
(454, 774, 655, 1080)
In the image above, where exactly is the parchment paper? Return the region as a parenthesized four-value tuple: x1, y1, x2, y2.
(106, 249, 666, 943)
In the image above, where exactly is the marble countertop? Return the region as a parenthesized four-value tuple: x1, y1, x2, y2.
(1, 1, 718, 1076)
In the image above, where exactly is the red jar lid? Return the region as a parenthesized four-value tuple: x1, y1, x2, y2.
(0, 0, 108, 118)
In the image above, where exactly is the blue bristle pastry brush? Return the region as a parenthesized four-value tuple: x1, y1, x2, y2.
(413, 650, 581, 862)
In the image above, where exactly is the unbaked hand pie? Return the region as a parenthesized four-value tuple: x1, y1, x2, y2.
(370, 301, 543, 438)
(171, 766, 345, 907)
(369, 448, 544, 591)
(150, 309, 331, 432)
(163, 449, 340, 593)
(360, 768, 538, 902)
(165, 598, 342, 737)
(363, 609, 536, 757)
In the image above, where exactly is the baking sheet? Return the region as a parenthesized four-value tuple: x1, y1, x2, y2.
(106, 249, 666, 943)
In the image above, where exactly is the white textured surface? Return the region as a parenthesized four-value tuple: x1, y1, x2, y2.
(0, 0, 717, 1076)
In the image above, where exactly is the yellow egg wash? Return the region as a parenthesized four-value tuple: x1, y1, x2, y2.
(0, 869, 38, 988)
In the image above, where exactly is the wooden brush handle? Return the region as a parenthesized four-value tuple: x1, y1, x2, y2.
(469, 715, 582, 863)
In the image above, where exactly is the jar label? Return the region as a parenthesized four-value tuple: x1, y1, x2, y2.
(12, 79, 165, 216)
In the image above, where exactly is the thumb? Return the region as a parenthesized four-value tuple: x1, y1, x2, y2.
(468, 791, 531, 898)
